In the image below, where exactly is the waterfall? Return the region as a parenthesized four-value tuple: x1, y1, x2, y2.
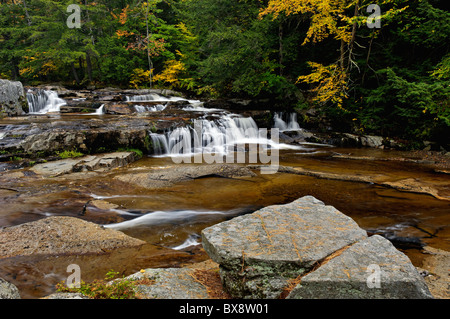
(26, 89, 66, 114)
(95, 104, 105, 115)
(134, 104, 167, 112)
(127, 93, 202, 111)
(274, 113, 288, 131)
(126, 93, 185, 103)
(150, 133, 169, 156)
(287, 113, 301, 131)
(149, 115, 272, 156)
(168, 127, 193, 155)
(274, 112, 301, 131)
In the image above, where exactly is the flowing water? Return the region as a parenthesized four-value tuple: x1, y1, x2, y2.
(26, 89, 67, 114)
(0, 95, 449, 298)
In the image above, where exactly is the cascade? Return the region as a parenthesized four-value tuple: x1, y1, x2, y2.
(149, 114, 282, 156)
(274, 112, 302, 131)
(168, 127, 193, 155)
(126, 93, 185, 103)
(150, 133, 169, 156)
(95, 104, 105, 115)
(134, 104, 167, 112)
(26, 89, 66, 114)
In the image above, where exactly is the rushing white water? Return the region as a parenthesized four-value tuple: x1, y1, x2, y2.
(104, 210, 226, 230)
(126, 93, 187, 103)
(150, 133, 169, 155)
(171, 235, 201, 250)
(165, 115, 262, 157)
(168, 127, 193, 155)
(134, 104, 167, 112)
(147, 111, 305, 157)
(95, 104, 105, 115)
(26, 89, 66, 114)
(127, 93, 202, 113)
(274, 112, 302, 132)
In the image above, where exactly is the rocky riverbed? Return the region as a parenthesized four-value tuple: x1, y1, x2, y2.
(0, 196, 446, 299)
(0, 81, 449, 299)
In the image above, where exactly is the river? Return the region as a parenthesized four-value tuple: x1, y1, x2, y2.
(0, 91, 448, 298)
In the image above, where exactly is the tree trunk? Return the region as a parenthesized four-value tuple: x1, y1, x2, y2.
(21, 0, 32, 26)
(11, 60, 19, 81)
(146, 2, 153, 88)
(279, 22, 284, 76)
(86, 51, 93, 82)
(347, 0, 360, 71)
(340, 39, 345, 70)
(71, 62, 80, 84)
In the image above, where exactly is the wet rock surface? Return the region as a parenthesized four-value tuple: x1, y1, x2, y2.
(30, 152, 137, 177)
(0, 116, 175, 156)
(418, 246, 450, 299)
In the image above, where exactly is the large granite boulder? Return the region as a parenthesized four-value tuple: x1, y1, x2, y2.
(201, 196, 433, 299)
(0, 79, 28, 116)
(201, 196, 368, 298)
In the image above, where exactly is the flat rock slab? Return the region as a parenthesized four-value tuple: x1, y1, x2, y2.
(201, 196, 367, 298)
(0, 216, 146, 258)
(30, 152, 136, 177)
(115, 164, 256, 189)
(126, 268, 210, 299)
(287, 235, 433, 299)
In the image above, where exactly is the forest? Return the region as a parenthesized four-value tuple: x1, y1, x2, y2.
(0, 0, 449, 145)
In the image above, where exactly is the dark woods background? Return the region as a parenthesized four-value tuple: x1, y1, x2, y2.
(0, 0, 448, 145)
